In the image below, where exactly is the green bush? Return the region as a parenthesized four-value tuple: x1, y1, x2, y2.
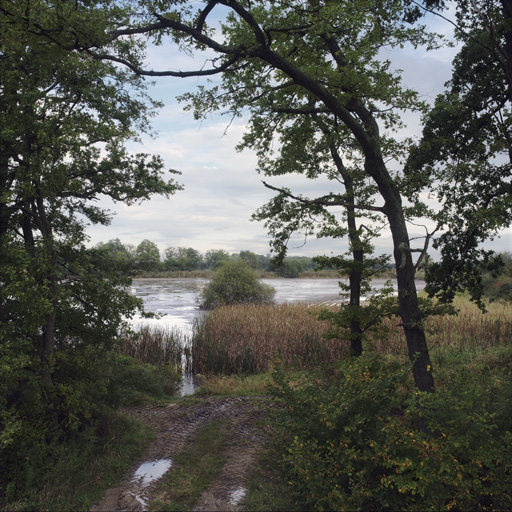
(199, 260, 275, 309)
(270, 355, 512, 511)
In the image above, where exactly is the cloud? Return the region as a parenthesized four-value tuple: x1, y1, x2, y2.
(85, 10, 508, 263)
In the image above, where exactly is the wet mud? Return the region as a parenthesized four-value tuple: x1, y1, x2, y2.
(90, 396, 274, 512)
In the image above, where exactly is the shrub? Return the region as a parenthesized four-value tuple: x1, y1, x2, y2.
(199, 260, 275, 309)
(270, 355, 512, 511)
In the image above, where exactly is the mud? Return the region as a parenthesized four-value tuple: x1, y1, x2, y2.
(90, 396, 274, 512)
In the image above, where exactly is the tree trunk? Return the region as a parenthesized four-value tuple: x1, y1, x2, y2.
(371, 161, 435, 393)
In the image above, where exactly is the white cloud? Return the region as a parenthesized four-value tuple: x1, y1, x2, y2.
(85, 9, 508, 262)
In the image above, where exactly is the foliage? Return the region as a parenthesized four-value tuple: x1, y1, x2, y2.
(95, 238, 135, 274)
(482, 252, 512, 303)
(269, 355, 512, 511)
(134, 239, 162, 272)
(408, 0, 512, 308)
(86, 0, 441, 391)
(203, 249, 231, 270)
(199, 260, 275, 310)
(1, 411, 153, 512)
(0, 0, 180, 501)
(164, 246, 203, 271)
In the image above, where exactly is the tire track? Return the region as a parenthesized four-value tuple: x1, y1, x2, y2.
(91, 396, 274, 512)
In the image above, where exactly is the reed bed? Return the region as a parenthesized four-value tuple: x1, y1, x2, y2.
(191, 298, 512, 375)
(120, 324, 187, 368)
(192, 303, 350, 375)
(372, 297, 512, 357)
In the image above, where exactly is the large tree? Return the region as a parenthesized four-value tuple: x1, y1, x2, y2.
(409, 0, 512, 307)
(0, 0, 180, 487)
(82, 0, 441, 391)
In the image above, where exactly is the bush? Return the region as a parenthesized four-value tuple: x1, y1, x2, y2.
(270, 355, 512, 511)
(199, 260, 275, 309)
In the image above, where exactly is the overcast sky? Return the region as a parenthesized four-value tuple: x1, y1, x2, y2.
(86, 8, 512, 259)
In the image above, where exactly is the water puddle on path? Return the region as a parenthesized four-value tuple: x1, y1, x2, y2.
(130, 458, 172, 509)
(228, 486, 246, 505)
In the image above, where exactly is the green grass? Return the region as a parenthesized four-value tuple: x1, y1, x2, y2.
(149, 419, 231, 512)
(194, 373, 270, 396)
(244, 440, 307, 512)
(3, 412, 154, 512)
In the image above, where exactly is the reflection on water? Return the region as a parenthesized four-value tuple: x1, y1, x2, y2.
(228, 486, 246, 505)
(131, 458, 173, 509)
(132, 458, 173, 487)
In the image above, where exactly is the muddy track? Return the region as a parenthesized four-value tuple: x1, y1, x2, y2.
(90, 396, 275, 512)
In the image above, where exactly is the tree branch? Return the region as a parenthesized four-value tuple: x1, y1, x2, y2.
(261, 181, 386, 213)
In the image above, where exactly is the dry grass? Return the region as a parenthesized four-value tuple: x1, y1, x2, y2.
(120, 324, 186, 368)
(192, 303, 350, 375)
(372, 296, 512, 357)
(192, 298, 512, 375)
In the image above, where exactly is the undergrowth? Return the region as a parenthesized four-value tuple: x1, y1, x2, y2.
(267, 351, 512, 511)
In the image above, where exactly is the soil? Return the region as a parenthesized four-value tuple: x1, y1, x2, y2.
(90, 395, 275, 512)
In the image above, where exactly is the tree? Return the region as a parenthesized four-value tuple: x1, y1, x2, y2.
(247, 110, 392, 354)
(95, 239, 134, 274)
(86, 0, 439, 391)
(238, 250, 259, 269)
(0, 0, 180, 493)
(164, 246, 203, 271)
(135, 240, 162, 272)
(408, 0, 512, 309)
(203, 249, 231, 270)
(199, 260, 275, 309)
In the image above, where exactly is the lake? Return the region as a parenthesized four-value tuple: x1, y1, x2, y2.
(129, 277, 426, 334)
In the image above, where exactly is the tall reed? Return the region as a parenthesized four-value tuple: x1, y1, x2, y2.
(120, 324, 187, 368)
(191, 298, 512, 375)
(372, 297, 512, 357)
(192, 303, 349, 374)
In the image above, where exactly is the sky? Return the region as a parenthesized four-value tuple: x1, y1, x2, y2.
(86, 7, 512, 260)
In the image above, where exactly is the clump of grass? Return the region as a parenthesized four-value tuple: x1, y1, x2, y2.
(192, 303, 349, 375)
(121, 324, 186, 368)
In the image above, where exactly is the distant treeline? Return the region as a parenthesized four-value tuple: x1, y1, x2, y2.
(94, 238, 322, 277)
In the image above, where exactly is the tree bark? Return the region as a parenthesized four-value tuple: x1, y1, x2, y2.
(367, 157, 435, 393)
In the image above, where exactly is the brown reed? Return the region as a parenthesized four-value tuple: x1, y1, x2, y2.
(120, 324, 186, 368)
(191, 298, 512, 375)
(191, 303, 351, 374)
(371, 297, 512, 357)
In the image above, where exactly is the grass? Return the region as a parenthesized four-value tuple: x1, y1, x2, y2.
(194, 373, 270, 396)
(192, 303, 348, 375)
(192, 296, 512, 375)
(120, 324, 186, 368)
(244, 441, 307, 512)
(372, 295, 512, 359)
(4, 413, 154, 512)
(149, 419, 231, 512)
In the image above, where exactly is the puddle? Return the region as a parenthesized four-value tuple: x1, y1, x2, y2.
(132, 458, 172, 486)
(130, 458, 173, 509)
(228, 486, 246, 505)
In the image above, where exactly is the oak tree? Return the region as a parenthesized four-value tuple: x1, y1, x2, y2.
(89, 0, 439, 391)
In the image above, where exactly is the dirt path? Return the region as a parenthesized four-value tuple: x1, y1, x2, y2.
(91, 396, 274, 512)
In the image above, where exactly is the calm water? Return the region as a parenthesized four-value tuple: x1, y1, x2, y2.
(129, 277, 425, 334)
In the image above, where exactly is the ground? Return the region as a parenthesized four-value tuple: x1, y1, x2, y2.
(90, 396, 274, 512)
